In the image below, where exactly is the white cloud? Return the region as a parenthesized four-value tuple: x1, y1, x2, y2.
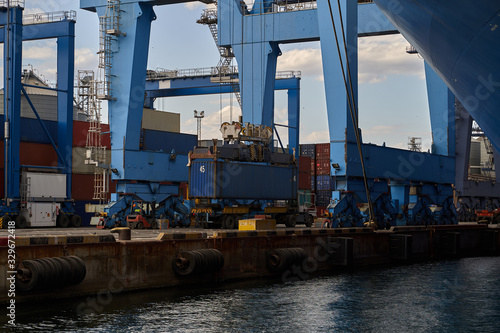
(277, 48, 323, 77)
(277, 35, 424, 84)
(23, 41, 56, 60)
(182, 106, 243, 140)
(75, 48, 98, 69)
(362, 125, 399, 136)
(302, 130, 329, 144)
(184, 2, 204, 10)
(358, 35, 424, 84)
(25, 0, 67, 13)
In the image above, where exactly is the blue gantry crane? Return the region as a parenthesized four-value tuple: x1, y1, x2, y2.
(217, 0, 460, 227)
(80, 0, 499, 229)
(80, 0, 199, 228)
(0, 2, 81, 228)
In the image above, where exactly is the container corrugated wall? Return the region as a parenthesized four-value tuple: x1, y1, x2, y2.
(142, 130, 197, 155)
(142, 108, 180, 133)
(316, 175, 332, 190)
(316, 190, 333, 206)
(299, 144, 315, 158)
(189, 160, 218, 198)
(73, 121, 111, 148)
(189, 160, 297, 200)
(72, 147, 111, 175)
(315, 143, 330, 160)
(299, 156, 312, 190)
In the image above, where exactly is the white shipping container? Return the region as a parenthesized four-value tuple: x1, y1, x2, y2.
(24, 172, 67, 199)
(23, 202, 60, 227)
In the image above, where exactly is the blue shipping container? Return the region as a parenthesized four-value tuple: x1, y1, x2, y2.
(316, 175, 332, 190)
(189, 160, 297, 200)
(0, 115, 58, 144)
(316, 190, 332, 207)
(300, 144, 315, 158)
(142, 129, 197, 155)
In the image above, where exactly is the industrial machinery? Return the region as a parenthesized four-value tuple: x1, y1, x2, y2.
(0, 4, 80, 228)
(476, 209, 500, 225)
(215, 0, 500, 227)
(126, 200, 157, 229)
(78, 0, 499, 230)
(81, 0, 196, 229)
(189, 122, 315, 229)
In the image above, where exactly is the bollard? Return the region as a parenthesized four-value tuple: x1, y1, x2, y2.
(110, 227, 132, 241)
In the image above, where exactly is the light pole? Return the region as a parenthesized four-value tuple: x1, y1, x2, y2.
(194, 110, 205, 144)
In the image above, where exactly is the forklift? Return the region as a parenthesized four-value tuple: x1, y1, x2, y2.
(126, 200, 158, 229)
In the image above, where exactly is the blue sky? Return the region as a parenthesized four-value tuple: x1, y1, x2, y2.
(8, 0, 432, 150)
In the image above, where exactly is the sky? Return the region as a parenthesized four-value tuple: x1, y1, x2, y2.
(5, 0, 433, 150)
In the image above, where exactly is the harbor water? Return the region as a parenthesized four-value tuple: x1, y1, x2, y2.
(3, 257, 500, 332)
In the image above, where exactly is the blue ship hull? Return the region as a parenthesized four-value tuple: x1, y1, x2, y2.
(374, 0, 500, 152)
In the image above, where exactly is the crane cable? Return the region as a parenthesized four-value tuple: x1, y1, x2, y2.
(326, 0, 377, 227)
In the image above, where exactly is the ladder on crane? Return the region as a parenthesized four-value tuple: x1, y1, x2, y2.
(97, 0, 124, 100)
(77, 70, 110, 203)
(197, 5, 242, 108)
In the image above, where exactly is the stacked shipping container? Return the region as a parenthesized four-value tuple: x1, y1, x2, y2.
(298, 156, 312, 190)
(299, 144, 316, 191)
(300, 143, 333, 216)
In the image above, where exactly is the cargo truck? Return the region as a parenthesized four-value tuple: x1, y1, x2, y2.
(188, 122, 316, 229)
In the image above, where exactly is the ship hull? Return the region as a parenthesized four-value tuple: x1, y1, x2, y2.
(374, 0, 500, 151)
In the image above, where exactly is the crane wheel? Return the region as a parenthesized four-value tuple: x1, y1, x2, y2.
(305, 214, 314, 227)
(70, 215, 82, 228)
(57, 215, 69, 228)
(285, 215, 297, 228)
(15, 215, 27, 229)
(226, 215, 237, 229)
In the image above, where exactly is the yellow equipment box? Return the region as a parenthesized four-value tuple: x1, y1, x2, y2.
(238, 219, 277, 231)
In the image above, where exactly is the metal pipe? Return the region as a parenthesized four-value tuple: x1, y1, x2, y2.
(22, 83, 67, 93)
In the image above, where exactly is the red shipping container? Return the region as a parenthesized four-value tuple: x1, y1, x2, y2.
(72, 174, 95, 201)
(0, 141, 59, 167)
(316, 159, 331, 175)
(73, 120, 111, 148)
(20, 142, 58, 167)
(298, 172, 311, 190)
(109, 179, 117, 194)
(72, 174, 115, 201)
(299, 156, 312, 174)
(315, 143, 330, 160)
